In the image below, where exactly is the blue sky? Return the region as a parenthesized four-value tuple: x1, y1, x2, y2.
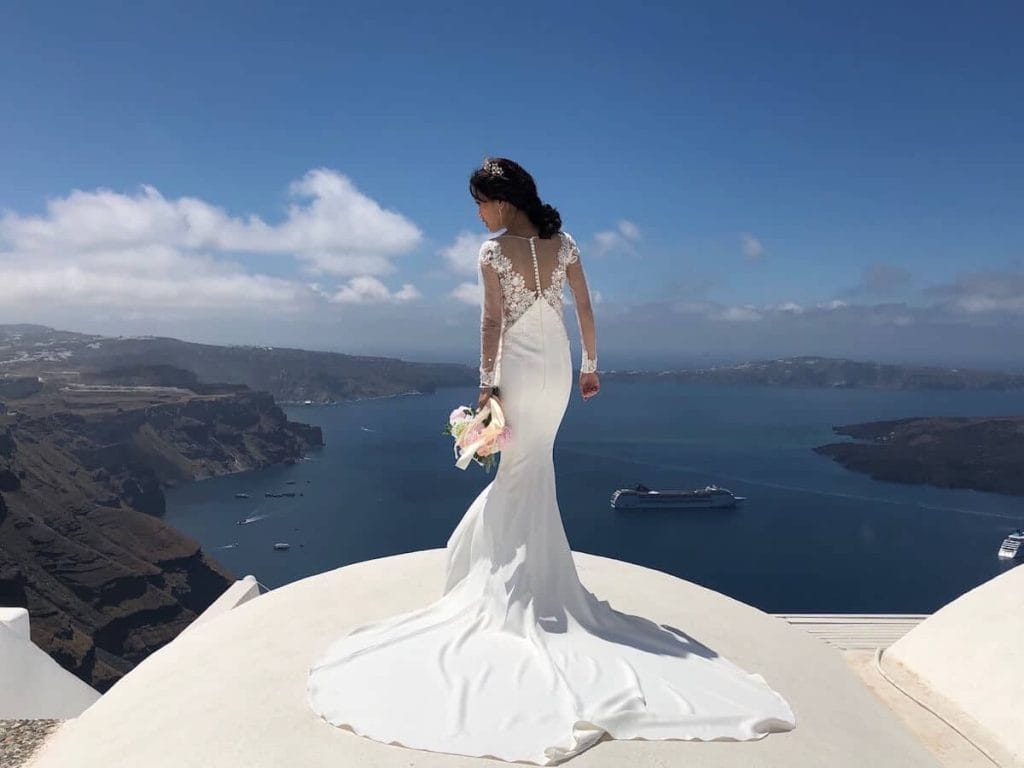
(2, 2, 1023, 369)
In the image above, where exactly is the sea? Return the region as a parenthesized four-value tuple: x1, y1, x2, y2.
(164, 382, 1024, 615)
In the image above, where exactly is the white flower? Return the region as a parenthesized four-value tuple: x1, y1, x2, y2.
(449, 406, 473, 425)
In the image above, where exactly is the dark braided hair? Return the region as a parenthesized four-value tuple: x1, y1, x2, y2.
(469, 157, 562, 239)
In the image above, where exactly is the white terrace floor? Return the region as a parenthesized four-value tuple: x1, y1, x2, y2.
(28, 549, 1015, 768)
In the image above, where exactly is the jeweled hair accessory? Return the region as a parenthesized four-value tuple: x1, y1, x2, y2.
(482, 157, 505, 178)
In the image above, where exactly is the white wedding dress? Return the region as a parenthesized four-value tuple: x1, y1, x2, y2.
(307, 231, 796, 764)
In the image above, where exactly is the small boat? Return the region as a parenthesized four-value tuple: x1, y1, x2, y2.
(273, 542, 291, 551)
(285, 480, 296, 485)
(997, 529, 1024, 560)
(234, 492, 250, 499)
(265, 491, 297, 498)
(611, 483, 745, 510)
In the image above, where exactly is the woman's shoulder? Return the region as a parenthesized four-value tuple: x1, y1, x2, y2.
(479, 237, 503, 266)
(558, 230, 580, 262)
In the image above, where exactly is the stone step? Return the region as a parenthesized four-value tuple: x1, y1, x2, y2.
(775, 614, 929, 650)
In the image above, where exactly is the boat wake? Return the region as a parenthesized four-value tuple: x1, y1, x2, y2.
(237, 513, 270, 525)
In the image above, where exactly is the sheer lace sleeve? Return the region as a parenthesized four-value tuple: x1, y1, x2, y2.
(478, 240, 503, 387)
(563, 233, 598, 373)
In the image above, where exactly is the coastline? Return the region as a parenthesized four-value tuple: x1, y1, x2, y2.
(0, 387, 324, 693)
(163, 384, 1024, 617)
(815, 415, 1024, 497)
(278, 388, 436, 406)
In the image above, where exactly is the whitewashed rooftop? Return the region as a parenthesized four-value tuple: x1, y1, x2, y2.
(26, 549, 967, 768)
(0, 608, 100, 719)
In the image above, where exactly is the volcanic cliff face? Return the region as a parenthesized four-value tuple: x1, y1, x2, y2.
(0, 387, 323, 692)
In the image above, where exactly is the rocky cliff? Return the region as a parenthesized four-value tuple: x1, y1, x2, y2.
(0, 386, 323, 692)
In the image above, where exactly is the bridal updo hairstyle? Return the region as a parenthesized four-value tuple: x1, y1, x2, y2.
(470, 157, 562, 239)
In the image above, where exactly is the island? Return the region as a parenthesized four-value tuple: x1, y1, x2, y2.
(602, 356, 1024, 390)
(814, 416, 1024, 496)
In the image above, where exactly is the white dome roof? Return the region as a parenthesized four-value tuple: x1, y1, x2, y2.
(30, 549, 941, 768)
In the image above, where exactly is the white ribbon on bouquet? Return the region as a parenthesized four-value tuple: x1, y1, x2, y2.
(454, 396, 506, 470)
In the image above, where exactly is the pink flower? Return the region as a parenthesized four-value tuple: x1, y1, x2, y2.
(462, 424, 483, 446)
(447, 399, 507, 471)
(449, 406, 472, 425)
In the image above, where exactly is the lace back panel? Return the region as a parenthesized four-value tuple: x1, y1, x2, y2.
(479, 232, 579, 331)
(478, 230, 594, 387)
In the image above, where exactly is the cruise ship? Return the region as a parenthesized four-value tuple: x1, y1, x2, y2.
(610, 483, 745, 510)
(997, 529, 1024, 560)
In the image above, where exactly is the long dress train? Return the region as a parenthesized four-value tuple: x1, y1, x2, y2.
(307, 232, 796, 764)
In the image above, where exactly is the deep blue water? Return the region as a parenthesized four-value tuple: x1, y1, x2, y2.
(164, 383, 1024, 614)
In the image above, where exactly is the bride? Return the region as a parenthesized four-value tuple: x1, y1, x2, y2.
(307, 157, 796, 764)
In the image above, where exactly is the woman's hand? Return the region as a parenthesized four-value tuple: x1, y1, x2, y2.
(579, 372, 600, 401)
(477, 387, 494, 411)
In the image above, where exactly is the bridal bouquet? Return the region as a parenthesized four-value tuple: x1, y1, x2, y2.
(443, 395, 510, 473)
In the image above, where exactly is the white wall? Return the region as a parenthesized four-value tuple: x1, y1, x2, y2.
(887, 566, 1024, 767)
(0, 607, 101, 719)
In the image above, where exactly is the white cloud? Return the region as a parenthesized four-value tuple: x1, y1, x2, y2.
(715, 305, 764, 322)
(929, 270, 1024, 315)
(0, 169, 423, 315)
(2, 169, 422, 277)
(740, 233, 763, 261)
(617, 221, 641, 241)
(0, 248, 316, 311)
(591, 220, 641, 257)
(441, 231, 488, 306)
(565, 286, 604, 308)
(450, 281, 480, 306)
(329, 276, 420, 304)
(773, 301, 805, 314)
(440, 231, 486, 275)
(577, 297, 1024, 370)
(671, 298, 850, 321)
(593, 231, 621, 254)
(5, 175, 1023, 372)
